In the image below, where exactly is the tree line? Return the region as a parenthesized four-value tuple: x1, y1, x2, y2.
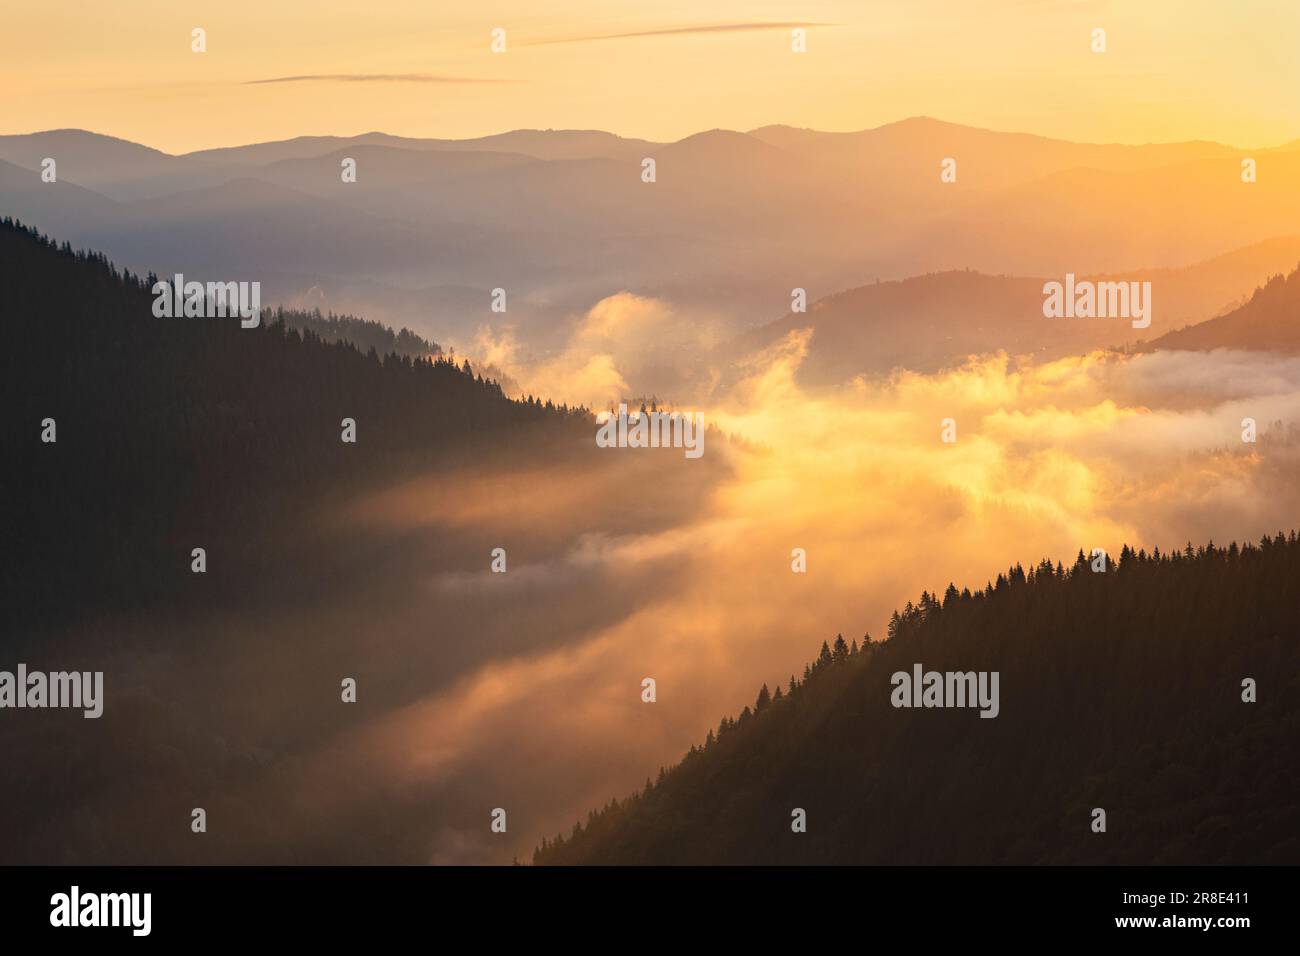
(1, 217, 595, 630)
(536, 533, 1300, 864)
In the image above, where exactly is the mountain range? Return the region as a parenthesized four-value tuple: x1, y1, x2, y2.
(735, 241, 1300, 385)
(4, 118, 1299, 360)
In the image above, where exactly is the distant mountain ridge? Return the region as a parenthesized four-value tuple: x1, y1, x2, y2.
(4, 119, 1300, 354)
(1146, 262, 1300, 353)
(734, 240, 1300, 384)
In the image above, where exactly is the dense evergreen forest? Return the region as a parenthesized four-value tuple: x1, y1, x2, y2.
(272, 306, 441, 361)
(1, 217, 594, 630)
(536, 539, 1300, 864)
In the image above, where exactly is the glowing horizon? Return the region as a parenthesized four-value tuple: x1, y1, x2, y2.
(5, 0, 1299, 154)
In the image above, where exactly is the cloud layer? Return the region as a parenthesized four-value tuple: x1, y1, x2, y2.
(325, 338, 1300, 863)
(12, 331, 1300, 866)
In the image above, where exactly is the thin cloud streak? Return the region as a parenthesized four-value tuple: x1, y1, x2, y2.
(523, 22, 839, 47)
(244, 73, 513, 86)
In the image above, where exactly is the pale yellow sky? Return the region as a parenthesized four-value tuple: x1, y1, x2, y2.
(3, 0, 1298, 153)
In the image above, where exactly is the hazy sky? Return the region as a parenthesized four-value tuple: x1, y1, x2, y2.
(5, 0, 1298, 153)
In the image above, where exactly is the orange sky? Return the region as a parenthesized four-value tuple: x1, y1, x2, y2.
(4, 0, 1298, 153)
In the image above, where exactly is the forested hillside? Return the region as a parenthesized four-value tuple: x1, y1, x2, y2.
(1147, 263, 1300, 353)
(272, 306, 440, 360)
(1, 217, 593, 628)
(536, 540, 1300, 865)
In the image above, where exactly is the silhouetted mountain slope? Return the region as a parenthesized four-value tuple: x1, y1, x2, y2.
(0, 156, 123, 231)
(0, 129, 227, 199)
(748, 117, 1240, 178)
(536, 539, 1300, 864)
(1146, 263, 1300, 353)
(737, 271, 1078, 382)
(270, 306, 440, 359)
(180, 129, 659, 167)
(0, 218, 592, 627)
(737, 244, 1300, 383)
(6, 123, 1299, 350)
(916, 148, 1300, 275)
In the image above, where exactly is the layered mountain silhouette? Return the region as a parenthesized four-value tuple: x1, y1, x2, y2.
(735, 241, 1300, 384)
(1, 221, 732, 865)
(5, 116, 1299, 867)
(182, 128, 659, 169)
(1146, 262, 1300, 353)
(535, 539, 1300, 865)
(4, 119, 1298, 347)
(0, 217, 591, 628)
